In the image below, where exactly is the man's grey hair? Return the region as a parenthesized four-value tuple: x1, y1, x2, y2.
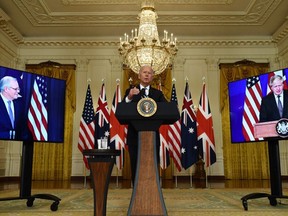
(0, 76, 17, 92)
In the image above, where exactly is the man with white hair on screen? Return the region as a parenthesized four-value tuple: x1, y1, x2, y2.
(0, 76, 25, 140)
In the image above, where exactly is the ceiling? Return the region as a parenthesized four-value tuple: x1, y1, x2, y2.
(0, 0, 288, 44)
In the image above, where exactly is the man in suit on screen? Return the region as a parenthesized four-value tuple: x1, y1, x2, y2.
(0, 76, 25, 140)
(259, 74, 288, 122)
(122, 65, 167, 185)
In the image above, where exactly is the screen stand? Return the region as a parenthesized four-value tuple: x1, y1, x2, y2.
(0, 141, 61, 211)
(241, 140, 288, 210)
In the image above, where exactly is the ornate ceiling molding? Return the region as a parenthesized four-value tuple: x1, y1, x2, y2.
(1, 0, 286, 47)
(158, 0, 232, 4)
(272, 19, 288, 44)
(62, 0, 233, 5)
(159, 0, 281, 25)
(20, 39, 274, 48)
(13, 0, 281, 26)
(62, 0, 137, 5)
(0, 14, 23, 44)
(178, 39, 274, 47)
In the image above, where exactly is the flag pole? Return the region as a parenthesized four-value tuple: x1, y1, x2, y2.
(205, 166, 208, 188)
(160, 167, 163, 188)
(175, 172, 178, 188)
(205, 165, 209, 189)
(189, 166, 193, 188)
(116, 167, 119, 188)
(207, 166, 212, 189)
(83, 164, 87, 189)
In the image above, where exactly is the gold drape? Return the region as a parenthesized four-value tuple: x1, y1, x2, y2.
(26, 61, 76, 180)
(122, 67, 173, 180)
(220, 60, 270, 179)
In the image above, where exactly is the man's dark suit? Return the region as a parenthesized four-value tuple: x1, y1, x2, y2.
(259, 90, 288, 122)
(0, 96, 25, 140)
(123, 85, 167, 184)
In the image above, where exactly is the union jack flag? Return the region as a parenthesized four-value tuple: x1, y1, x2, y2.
(181, 82, 198, 169)
(197, 82, 216, 167)
(78, 85, 95, 169)
(110, 82, 127, 170)
(167, 83, 182, 171)
(95, 83, 110, 148)
(27, 76, 48, 141)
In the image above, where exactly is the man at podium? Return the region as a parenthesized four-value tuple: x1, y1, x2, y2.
(259, 74, 288, 122)
(122, 65, 167, 185)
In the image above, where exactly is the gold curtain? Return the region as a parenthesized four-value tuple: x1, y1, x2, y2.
(121, 66, 173, 180)
(26, 61, 76, 180)
(220, 60, 270, 179)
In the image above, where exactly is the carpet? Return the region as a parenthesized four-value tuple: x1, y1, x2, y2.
(0, 188, 288, 215)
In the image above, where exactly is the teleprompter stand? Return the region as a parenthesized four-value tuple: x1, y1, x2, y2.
(241, 121, 288, 210)
(116, 102, 180, 216)
(0, 141, 61, 211)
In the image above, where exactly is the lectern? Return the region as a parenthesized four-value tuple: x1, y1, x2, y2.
(241, 120, 288, 210)
(82, 149, 120, 216)
(116, 101, 180, 216)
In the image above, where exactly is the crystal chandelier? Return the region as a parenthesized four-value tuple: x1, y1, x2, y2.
(118, 0, 178, 75)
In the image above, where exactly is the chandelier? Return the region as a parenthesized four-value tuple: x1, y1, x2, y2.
(118, 0, 178, 75)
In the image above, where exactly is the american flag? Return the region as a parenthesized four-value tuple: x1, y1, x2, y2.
(181, 82, 198, 169)
(109, 82, 127, 170)
(167, 83, 182, 171)
(27, 76, 48, 141)
(197, 83, 216, 167)
(95, 83, 110, 147)
(158, 82, 170, 170)
(78, 84, 95, 169)
(266, 70, 288, 95)
(242, 76, 262, 141)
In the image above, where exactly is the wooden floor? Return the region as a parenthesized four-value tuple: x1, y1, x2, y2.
(1, 177, 288, 191)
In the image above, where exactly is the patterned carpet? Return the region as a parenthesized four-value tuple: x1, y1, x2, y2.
(0, 188, 288, 215)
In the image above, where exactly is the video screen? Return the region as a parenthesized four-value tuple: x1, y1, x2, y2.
(228, 67, 288, 143)
(0, 66, 66, 142)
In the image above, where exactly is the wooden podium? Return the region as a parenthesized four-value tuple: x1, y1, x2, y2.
(241, 120, 288, 210)
(82, 149, 120, 216)
(116, 102, 179, 216)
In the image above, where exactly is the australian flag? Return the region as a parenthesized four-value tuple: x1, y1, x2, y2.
(181, 82, 198, 169)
